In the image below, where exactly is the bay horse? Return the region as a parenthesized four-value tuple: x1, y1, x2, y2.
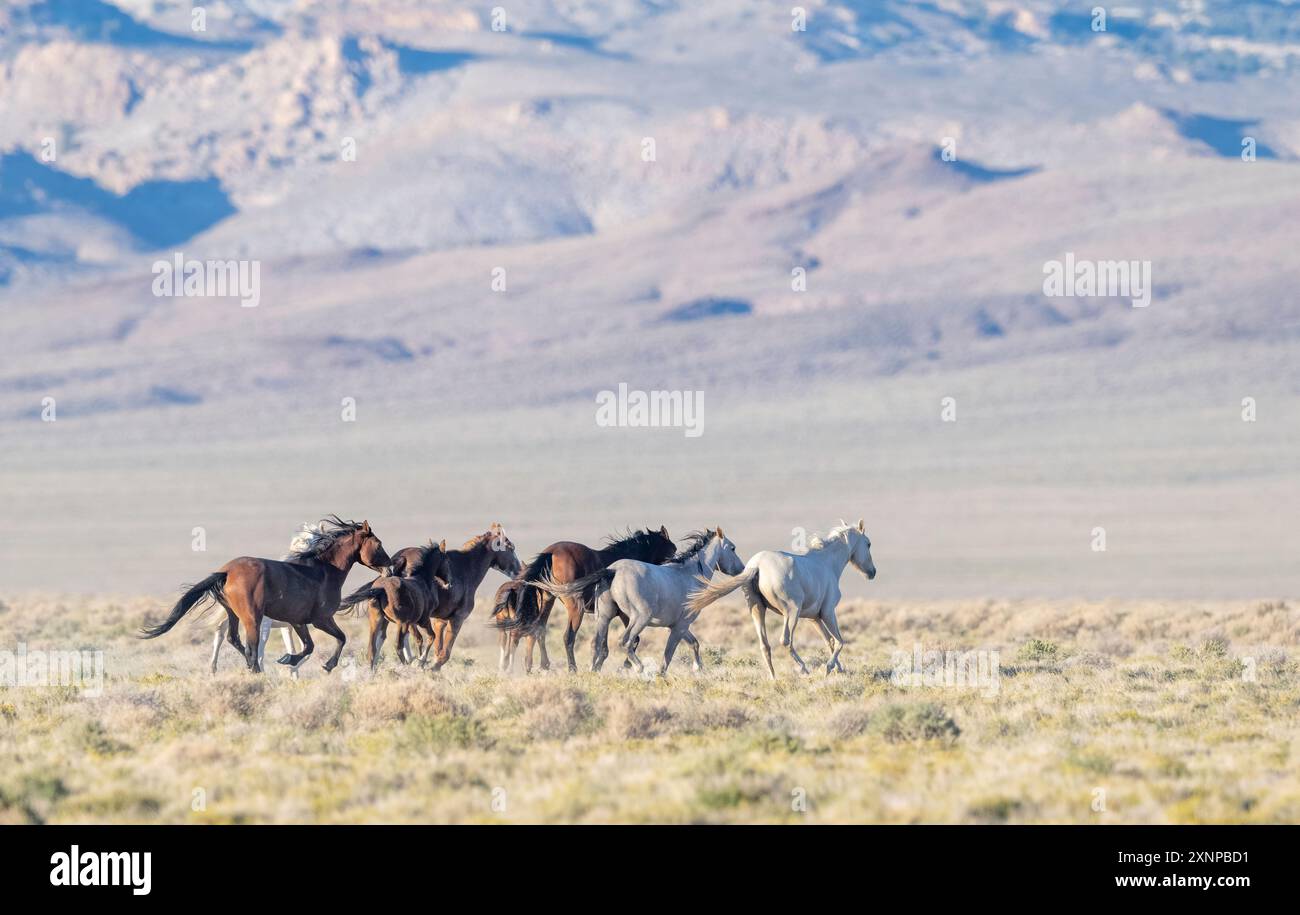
(687, 520, 876, 678)
(337, 541, 453, 671)
(534, 529, 744, 674)
(410, 523, 521, 671)
(141, 517, 390, 673)
(495, 526, 675, 673)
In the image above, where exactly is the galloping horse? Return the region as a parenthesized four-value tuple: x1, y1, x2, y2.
(533, 529, 744, 674)
(411, 523, 521, 671)
(337, 541, 453, 671)
(496, 527, 675, 672)
(687, 520, 876, 678)
(141, 517, 390, 673)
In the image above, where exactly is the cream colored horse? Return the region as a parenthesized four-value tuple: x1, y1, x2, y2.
(687, 520, 875, 678)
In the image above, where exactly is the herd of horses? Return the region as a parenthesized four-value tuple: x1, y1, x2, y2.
(140, 516, 877, 679)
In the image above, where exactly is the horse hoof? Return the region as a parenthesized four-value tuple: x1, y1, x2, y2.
(276, 655, 294, 665)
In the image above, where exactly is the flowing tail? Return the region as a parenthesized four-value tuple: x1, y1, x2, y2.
(526, 568, 612, 610)
(140, 572, 228, 638)
(338, 580, 386, 616)
(493, 553, 553, 632)
(686, 566, 759, 615)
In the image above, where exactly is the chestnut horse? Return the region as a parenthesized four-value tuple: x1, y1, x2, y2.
(495, 527, 675, 672)
(337, 541, 453, 671)
(141, 517, 390, 673)
(410, 523, 521, 671)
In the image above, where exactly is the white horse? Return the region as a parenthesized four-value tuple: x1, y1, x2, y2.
(687, 520, 875, 678)
(211, 616, 303, 676)
(534, 528, 745, 674)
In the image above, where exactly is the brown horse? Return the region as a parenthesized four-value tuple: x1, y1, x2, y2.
(495, 527, 675, 672)
(491, 577, 535, 673)
(409, 523, 522, 671)
(338, 541, 453, 671)
(141, 517, 390, 673)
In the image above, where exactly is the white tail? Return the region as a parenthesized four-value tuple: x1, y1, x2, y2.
(686, 566, 758, 614)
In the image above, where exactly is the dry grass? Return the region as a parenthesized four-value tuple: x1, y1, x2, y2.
(1, 594, 1298, 823)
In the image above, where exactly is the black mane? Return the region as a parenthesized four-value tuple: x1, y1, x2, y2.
(600, 527, 676, 565)
(668, 530, 715, 565)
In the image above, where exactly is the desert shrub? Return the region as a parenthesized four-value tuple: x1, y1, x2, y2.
(397, 714, 489, 751)
(825, 705, 872, 740)
(604, 702, 673, 740)
(875, 702, 960, 744)
(1017, 639, 1059, 663)
(202, 677, 270, 720)
(350, 680, 462, 722)
(517, 685, 596, 740)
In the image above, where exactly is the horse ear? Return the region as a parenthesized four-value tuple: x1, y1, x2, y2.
(439, 539, 447, 552)
(660, 525, 669, 537)
(715, 526, 725, 539)
(857, 518, 865, 532)
(361, 520, 371, 532)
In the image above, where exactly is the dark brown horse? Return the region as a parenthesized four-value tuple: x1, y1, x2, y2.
(337, 541, 453, 671)
(410, 523, 522, 671)
(495, 527, 675, 672)
(141, 517, 390, 673)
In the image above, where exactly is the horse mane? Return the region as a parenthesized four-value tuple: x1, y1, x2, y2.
(668, 529, 715, 565)
(459, 531, 495, 551)
(283, 515, 363, 561)
(601, 527, 675, 564)
(808, 524, 854, 551)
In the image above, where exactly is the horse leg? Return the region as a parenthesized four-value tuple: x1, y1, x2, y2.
(278, 623, 314, 668)
(535, 595, 553, 671)
(415, 619, 436, 668)
(368, 609, 387, 672)
(820, 606, 847, 673)
(240, 614, 262, 674)
(257, 615, 274, 669)
(497, 630, 510, 673)
(682, 629, 704, 672)
(622, 609, 651, 674)
(614, 608, 638, 669)
(775, 598, 809, 675)
(432, 616, 464, 672)
(562, 596, 583, 673)
(522, 632, 535, 675)
(210, 622, 225, 674)
(224, 609, 244, 653)
(591, 610, 613, 673)
(749, 600, 775, 680)
(662, 626, 686, 677)
(314, 615, 347, 673)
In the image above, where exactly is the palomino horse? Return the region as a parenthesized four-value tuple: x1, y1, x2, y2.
(142, 517, 390, 673)
(496, 527, 675, 672)
(337, 541, 453, 671)
(533, 529, 744, 674)
(687, 520, 876, 678)
(411, 524, 521, 671)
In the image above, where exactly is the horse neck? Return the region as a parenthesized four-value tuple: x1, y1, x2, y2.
(811, 537, 851, 575)
(596, 540, 642, 565)
(451, 539, 495, 591)
(319, 540, 361, 583)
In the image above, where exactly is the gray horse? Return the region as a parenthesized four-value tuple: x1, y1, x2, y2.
(532, 528, 745, 674)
